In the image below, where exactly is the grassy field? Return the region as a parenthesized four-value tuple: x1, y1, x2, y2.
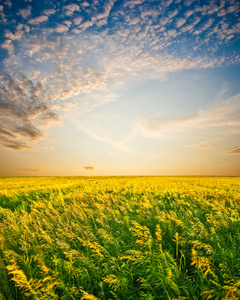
(0, 176, 240, 300)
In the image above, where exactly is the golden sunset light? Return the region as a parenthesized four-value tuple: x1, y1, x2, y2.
(0, 0, 240, 299)
(0, 0, 239, 176)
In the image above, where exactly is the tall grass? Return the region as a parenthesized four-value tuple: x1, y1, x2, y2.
(0, 176, 240, 299)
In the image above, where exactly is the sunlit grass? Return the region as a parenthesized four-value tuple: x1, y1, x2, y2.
(0, 176, 240, 299)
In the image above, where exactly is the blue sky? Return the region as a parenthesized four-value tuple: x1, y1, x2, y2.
(0, 0, 240, 175)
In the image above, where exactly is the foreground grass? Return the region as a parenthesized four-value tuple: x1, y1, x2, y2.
(0, 176, 240, 300)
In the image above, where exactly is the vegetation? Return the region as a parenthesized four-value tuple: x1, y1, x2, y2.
(0, 176, 240, 300)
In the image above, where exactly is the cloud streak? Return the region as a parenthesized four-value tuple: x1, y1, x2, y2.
(137, 94, 240, 138)
(15, 168, 41, 172)
(187, 140, 219, 150)
(224, 147, 240, 154)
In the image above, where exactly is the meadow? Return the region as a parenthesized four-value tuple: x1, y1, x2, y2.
(0, 176, 240, 300)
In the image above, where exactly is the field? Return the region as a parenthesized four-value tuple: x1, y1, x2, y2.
(0, 176, 240, 300)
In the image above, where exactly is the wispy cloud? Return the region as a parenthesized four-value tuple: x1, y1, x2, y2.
(187, 140, 219, 150)
(53, 24, 69, 33)
(28, 15, 48, 25)
(84, 166, 95, 170)
(1, 139, 34, 151)
(0, 5, 7, 23)
(137, 94, 240, 138)
(74, 112, 137, 152)
(63, 4, 80, 16)
(19, 6, 31, 19)
(224, 147, 240, 154)
(15, 168, 41, 172)
(1, 39, 14, 54)
(176, 17, 186, 28)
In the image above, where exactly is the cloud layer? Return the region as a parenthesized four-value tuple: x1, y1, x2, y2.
(0, 0, 240, 150)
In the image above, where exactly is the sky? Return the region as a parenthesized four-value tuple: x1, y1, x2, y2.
(0, 0, 240, 176)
